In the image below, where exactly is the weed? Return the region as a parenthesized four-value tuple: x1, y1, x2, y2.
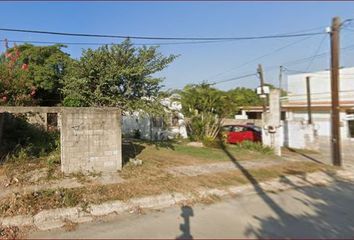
(87, 170, 102, 178)
(80, 201, 91, 213)
(0, 113, 60, 164)
(70, 172, 89, 184)
(0, 224, 22, 239)
(63, 219, 78, 232)
(234, 141, 273, 154)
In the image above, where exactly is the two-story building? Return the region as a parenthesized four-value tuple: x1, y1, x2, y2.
(284, 67, 354, 140)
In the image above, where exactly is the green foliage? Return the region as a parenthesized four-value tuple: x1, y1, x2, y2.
(180, 83, 262, 141)
(0, 52, 34, 106)
(0, 113, 60, 163)
(264, 83, 287, 97)
(62, 39, 177, 113)
(202, 136, 223, 149)
(180, 83, 229, 141)
(234, 141, 273, 154)
(0, 44, 72, 106)
(181, 83, 232, 118)
(226, 87, 262, 115)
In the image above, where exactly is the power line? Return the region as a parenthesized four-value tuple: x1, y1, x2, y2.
(202, 35, 317, 82)
(210, 43, 354, 86)
(305, 34, 328, 72)
(0, 27, 325, 41)
(0, 38, 235, 46)
(282, 43, 354, 68)
(210, 73, 257, 85)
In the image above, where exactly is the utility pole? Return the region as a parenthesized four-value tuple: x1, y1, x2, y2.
(257, 64, 267, 113)
(306, 76, 312, 125)
(279, 65, 283, 90)
(330, 16, 341, 166)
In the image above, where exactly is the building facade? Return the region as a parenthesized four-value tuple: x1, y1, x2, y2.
(283, 67, 354, 140)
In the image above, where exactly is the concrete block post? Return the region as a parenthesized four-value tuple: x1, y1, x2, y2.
(60, 107, 122, 174)
(262, 89, 282, 156)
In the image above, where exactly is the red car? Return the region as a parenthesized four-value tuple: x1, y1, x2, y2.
(222, 124, 262, 144)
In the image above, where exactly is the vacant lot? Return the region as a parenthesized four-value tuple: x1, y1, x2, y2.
(0, 141, 331, 218)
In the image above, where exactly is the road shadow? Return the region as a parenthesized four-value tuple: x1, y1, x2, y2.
(285, 147, 325, 165)
(217, 136, 328, 238)
(244, 175, 354, 238)
(176, 205, 194, 240)
(218, 137, 354, 238)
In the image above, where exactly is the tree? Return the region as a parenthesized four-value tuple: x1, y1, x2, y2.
(180, 83, 233, 141)
(62, 39, 177, 114)
(0, 43, 72, 106)
(226, 87, 262, 116)
(0, 46, 33, 106)
(264, 83, 287, 97)
(180, 84, 265, 142)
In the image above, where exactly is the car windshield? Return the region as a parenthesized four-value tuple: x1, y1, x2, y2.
(249, 126, 261, 132)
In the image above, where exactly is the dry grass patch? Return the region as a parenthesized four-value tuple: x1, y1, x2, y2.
(0, 140, 333, 218)
(0, 157, 331, 218)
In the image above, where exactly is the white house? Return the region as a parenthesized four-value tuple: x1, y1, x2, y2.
(122, 94, 188, 140)
(283, 67, 354, 140)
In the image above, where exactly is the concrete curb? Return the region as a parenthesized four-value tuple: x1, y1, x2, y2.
(1, 170, 352, 231)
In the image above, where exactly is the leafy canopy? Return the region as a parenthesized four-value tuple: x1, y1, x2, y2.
(0, 43, 72, 106)
(62, 39, 177, 113)
(180, 83, 262, 141)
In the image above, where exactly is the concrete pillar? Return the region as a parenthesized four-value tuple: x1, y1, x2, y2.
(262, 89, 282, 156)
(60, 107, 122, 174)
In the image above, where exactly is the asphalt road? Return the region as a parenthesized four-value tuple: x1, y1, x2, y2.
(30, 180, 354, 239)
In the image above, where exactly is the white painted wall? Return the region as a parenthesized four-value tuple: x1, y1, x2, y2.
(287, 67, 354, 104)
(286, 67, 354, 140)
(122, 94, 188, 140)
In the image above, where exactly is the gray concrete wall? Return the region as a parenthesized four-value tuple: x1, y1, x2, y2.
(60, 108, 122, 174)
(262, 89, 282, 156)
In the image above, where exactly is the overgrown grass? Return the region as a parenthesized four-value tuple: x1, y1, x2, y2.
(0, 153, 331, 218)
(171, 142, 275, 162)
(0, 113, 60, 163)
(233, 141, 273, 154)
(0, 138, 331, 218)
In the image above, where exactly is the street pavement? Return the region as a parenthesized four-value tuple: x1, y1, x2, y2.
(30, 180, 354, 239)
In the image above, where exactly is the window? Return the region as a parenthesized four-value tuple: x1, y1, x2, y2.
(232, 126, 247, 132)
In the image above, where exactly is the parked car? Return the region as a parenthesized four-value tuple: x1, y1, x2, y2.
(221, 124, 262, 144)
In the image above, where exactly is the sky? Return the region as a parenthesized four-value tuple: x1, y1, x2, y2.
(1, 1, 354, 91)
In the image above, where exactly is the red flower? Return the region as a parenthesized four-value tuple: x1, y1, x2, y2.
(21, 63, 29, 70)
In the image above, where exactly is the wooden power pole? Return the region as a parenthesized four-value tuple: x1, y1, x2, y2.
(306, 76, 312, 125)
(279, 65, 283, 90)
(257, 64, 267, 113)
(330, 16, 342, 166)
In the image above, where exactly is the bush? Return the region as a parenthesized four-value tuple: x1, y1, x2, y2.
(202, 136, 223, 149)
(0, 113, 60, 163)
(234, 141, 273, 154)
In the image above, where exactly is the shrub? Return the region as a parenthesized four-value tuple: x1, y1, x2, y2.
(235, 141, 273, 154)
(0, 113, 60, 163)
(202, 136, 223, 149)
